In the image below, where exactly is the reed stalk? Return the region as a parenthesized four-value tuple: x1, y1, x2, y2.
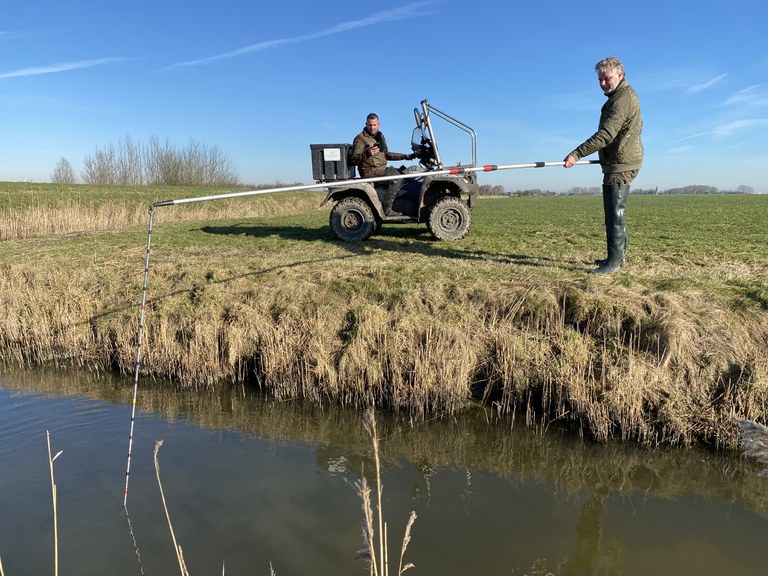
(154, 440, 189, 576)
(46, 431, 62, 576)
(357, 410, 417, 575)
(366, 411, 386, 576)
(397, 512, 417, 575)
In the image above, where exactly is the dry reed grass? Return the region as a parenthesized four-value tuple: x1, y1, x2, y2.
(0, 188, 324, 241)
(2, 251, 767, 449)
(354, 410, 416, 576)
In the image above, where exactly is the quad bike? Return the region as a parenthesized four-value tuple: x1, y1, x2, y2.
(311, 100, 479, 242)
(153, 102, 597, 239)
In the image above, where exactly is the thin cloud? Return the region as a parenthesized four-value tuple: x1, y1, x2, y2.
(686, 73, 727, 94)
(711, 118, 768, 136)
(679, 118, 768, 141)
(0, 58, 123, 79)
(722, 84, 768, 107)
(163, 1, 439, 71)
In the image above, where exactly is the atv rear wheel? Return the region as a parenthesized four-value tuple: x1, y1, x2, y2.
(330, 197, 376, 241)
(427, 196, 471, 241)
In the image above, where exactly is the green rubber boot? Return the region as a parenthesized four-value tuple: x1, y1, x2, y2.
(590, 184, 626, 274)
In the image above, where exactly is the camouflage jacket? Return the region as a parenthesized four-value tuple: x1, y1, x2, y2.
(571, 79, 643, 174)
(350, 129, 409, 178)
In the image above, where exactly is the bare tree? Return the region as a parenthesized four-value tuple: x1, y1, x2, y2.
(81, 144, 118, 184)
(50, 157, 77, 184)
(115, 135, 144, 186)
(81, 134, 240, 186)
(145, 135, 180, 185)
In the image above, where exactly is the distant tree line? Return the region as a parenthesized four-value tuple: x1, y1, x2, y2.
(478, 184, 507, 195)
(562, 184, 757, 196)
(656, 184, 755, 195)
(508, 189, 557, 197)
(51, 135, 240, 187)
(561, 186, 601, 196)
(468, 183, 760, 198)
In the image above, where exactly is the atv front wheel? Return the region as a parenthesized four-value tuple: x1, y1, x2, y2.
(330, 197, 377, 241)
(427, 196, 471, 241)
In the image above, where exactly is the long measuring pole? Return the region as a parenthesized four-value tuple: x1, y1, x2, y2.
(123, 206, 156, 508)
(152, 160, 599, 207)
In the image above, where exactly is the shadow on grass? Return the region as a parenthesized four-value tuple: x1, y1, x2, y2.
(200, 222, 332, 243)
(199, 222, 591, 273)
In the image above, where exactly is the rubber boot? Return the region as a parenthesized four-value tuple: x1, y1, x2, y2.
(382, 180, 401, 216)
(589, 184, 624, 274)
(594, 184, 629, 267)
(617, 183, 628, 259)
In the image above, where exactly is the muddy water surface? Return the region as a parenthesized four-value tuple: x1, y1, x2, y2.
(1, 367, 767, 575)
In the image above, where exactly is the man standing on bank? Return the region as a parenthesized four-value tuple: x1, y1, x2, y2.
(351, 113, 416, 216)
(564, 56, 643, 274)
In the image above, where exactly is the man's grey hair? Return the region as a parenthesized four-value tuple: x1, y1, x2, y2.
(595, 56, 624, 75)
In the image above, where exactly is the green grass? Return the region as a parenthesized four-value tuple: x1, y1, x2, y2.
(3, 186, 766, 315)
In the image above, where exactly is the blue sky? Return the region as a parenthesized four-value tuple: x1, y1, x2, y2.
(1, 0, 766, 192)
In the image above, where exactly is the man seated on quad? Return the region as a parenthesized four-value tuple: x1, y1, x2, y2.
(350, 112, 416, 216)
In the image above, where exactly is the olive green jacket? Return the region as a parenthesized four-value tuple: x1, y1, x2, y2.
(571, 79, 643, 174)
(350, 129, 409, 178)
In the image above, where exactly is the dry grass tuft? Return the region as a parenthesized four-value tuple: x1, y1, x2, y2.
(355, 410, 417, 576)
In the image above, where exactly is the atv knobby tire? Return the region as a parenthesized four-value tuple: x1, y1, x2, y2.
(330, 197, 377, 242)
(427, 196, 471, 241)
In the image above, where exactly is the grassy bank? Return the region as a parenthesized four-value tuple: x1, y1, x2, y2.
(2, 182, 768, 449)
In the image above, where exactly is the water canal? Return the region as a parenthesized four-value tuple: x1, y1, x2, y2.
(1, 366, 767, 575)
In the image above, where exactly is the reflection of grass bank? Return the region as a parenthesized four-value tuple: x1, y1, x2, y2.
(5, 366, 768, 518)
(2, 184, 768, 449)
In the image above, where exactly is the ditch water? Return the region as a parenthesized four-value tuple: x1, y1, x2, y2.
(1, 366, 768, 575)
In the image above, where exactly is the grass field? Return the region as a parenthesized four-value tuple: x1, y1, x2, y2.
(2, 182, 767, 449)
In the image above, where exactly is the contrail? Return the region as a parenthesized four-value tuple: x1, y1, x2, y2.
(163, 1, 439, 70)
(679, 118, 768, 141)
(0, 58, 122, 79)
(686, 73, 727, 94)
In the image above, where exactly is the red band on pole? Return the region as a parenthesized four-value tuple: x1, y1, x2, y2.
(483, 165, 498, 171)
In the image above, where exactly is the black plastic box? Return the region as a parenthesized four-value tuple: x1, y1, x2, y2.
(310, 144, 355, 182)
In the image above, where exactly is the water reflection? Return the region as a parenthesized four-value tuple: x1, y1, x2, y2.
(1, 366, 768, 575)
